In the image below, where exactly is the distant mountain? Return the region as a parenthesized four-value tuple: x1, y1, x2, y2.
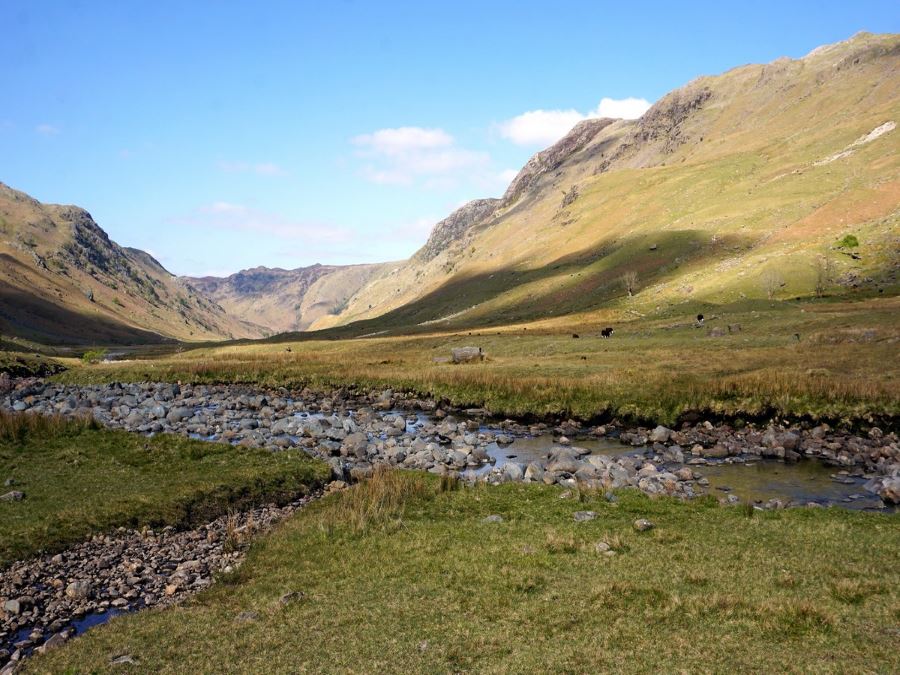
(317, 32, 900, 332)
(183, 262, 396, 334)
(0, 183, 264, 344)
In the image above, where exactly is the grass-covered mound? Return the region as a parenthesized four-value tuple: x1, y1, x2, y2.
(0, 411, 330, 565)
(32, 470, 900, 673)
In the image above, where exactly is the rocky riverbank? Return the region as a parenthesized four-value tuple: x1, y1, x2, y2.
(0, 494, 319, 671)
(2, 379, 898, 505)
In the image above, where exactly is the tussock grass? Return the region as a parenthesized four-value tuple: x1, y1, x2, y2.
(0, 409, 98, 443)
(317, 466, 432, 535)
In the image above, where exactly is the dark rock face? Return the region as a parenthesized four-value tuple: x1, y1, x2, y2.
(413, 199, 500, 263)
(635, 86, 712, 152)
(502, 118, 616, 205)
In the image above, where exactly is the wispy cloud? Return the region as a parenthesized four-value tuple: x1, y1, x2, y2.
(35, 123, 61, 136)
(351, 126, 489, 188)
(176, 202, 350, 242)
(217, 161, 287, 176)
(498, 97, 651, 146)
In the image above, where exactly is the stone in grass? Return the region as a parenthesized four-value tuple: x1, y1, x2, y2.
(633, 518, 655, 532)
(0, 490, 25, 502)
(573, 511, 597, 522)
(595, 541, 617, 556)
(110, 654, 136, 665)
(278, 591, 305, 606)
(482, 514, 503, 523)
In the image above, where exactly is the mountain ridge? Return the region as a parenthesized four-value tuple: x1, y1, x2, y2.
(0, 182, 265, 344)
(183, 261, 397, 334)
(309, 31, 900, 333)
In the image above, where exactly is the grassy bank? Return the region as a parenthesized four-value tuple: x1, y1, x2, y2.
(55, 297, 900, 426)
(0, 411, 330, 565)
(31, 470, 900, 673)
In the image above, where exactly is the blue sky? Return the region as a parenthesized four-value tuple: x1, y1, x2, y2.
(2, 1, 898, 277)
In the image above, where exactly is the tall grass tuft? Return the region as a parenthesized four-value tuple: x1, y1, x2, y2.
(320, 466, 431, 535)
(0, 410, 99, 443)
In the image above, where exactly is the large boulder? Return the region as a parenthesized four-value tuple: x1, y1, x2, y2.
(451, 347, 485, 364)
(545, 448, 583, 474)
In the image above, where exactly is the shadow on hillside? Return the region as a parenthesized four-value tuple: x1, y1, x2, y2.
(270, 229, 757, 341)
(0, 255, 171, 346)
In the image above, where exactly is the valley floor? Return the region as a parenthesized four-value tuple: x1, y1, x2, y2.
(56, 296, 900, 425)
(25, 472, 900, 673)
(1, 295, 898, 672)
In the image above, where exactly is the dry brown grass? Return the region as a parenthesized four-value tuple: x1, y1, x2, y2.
(318, 465, 432, 535)
(0, 409, 98, 443)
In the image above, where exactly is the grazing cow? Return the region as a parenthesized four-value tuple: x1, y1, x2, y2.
(601, 327, 614, 338)
(572, 333, 580, 339)
(696, 313, 704, 325)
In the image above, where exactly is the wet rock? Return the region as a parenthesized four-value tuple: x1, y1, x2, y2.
(64, 581, 91, 600)
(524, 462, 544, 482)
(502, 462, 524, 482)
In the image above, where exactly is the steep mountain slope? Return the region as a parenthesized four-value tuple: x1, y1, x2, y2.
(0, 183, 264, 344)
(318, 32, 900, 333)
(184, 262, 395, 334)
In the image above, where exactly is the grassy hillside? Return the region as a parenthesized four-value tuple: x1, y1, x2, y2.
(320, 32, 899, 334)
(0, 183, 264, 344)
(30, 471, 899, 673)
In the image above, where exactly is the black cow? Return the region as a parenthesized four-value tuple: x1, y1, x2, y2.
(696, 313, 704, 325)
(601, 327, 614, 338)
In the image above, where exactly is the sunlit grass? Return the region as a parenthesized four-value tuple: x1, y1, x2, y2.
(30, 473, 900, 673)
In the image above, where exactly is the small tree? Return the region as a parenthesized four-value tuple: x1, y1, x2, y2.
(621, 270, 638, 297)
(813, 255, 832, 298)
(761, 269, 783, 300)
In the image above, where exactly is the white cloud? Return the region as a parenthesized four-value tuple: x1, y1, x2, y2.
(35, 123, 60, 136)
(352, 127, 453, 155)
(351, 126, 489, 188)
(594, 97, 652, 120)
(179, 202, 351, 242)
(498, 96, 651, 146)
(498, 109, 585, 146)
(217, 161, 287, 176)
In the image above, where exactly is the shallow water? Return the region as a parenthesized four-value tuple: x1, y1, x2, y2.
(475, 435, 642, 474)
(698, 460, 886, 510)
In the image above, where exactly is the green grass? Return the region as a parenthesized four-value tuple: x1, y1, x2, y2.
(31, 471, 900, 673)
(0, 349, 67, 378)
(0, 411, 330, 565)
(54, 296, 900, 426)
